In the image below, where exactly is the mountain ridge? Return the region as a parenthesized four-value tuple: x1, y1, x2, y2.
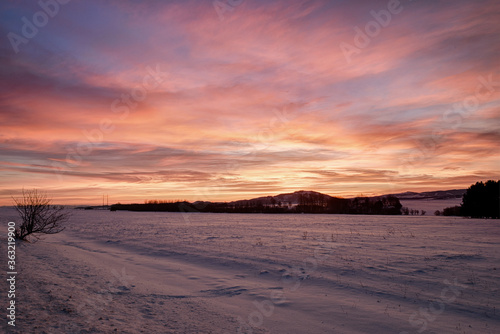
(388, 189, 466, 200)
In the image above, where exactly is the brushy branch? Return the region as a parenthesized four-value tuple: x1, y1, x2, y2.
(12, 189, 70, 242)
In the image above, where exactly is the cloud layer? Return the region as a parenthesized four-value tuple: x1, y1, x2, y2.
(1, 0, 499, 204)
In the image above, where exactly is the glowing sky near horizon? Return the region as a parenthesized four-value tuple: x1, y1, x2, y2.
(1, 0, 499, 205)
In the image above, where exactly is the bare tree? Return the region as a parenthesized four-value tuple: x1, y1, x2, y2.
(12, 189, 70, 241)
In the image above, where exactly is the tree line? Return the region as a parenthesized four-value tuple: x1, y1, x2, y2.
(110, 194, 403, 215)
(435, 180, 499, 218)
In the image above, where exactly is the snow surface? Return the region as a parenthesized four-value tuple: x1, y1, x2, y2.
(1, 208, 499, 333)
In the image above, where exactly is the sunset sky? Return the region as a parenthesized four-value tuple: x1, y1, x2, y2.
(1, 0, 499, 205)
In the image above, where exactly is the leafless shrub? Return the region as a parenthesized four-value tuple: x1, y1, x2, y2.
(12, 189, 69, 241)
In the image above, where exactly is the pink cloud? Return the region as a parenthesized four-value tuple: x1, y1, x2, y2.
(0, 0, 499, 204)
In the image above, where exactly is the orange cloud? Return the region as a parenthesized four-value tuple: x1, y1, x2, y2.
(0, 0, 499, 204)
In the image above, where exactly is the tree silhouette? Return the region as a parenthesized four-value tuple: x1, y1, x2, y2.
(12, 189, 70, 241)
(461, 180, 499, 218)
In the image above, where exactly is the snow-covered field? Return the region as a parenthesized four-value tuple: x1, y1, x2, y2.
(1, 208, 499, 333)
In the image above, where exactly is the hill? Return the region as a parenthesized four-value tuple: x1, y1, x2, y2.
(110, 190, 402, 215)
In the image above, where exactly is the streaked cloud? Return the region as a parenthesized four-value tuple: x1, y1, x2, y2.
(0, 0, 499, 204)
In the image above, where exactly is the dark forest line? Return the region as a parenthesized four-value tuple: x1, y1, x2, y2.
(109, 193, 403, 215)
(105, 180, 499, 218)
